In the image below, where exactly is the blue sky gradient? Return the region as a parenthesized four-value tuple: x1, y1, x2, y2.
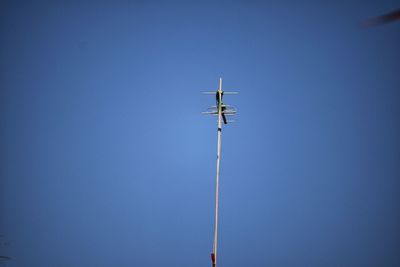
(1, 1, 400, 266)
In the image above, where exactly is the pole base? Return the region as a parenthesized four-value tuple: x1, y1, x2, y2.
(211, 252, 216, 266)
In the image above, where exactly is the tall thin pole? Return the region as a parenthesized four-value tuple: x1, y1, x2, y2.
(213, 77, 223, 267)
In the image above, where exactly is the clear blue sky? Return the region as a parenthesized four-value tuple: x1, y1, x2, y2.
(1, 1, 399, 266)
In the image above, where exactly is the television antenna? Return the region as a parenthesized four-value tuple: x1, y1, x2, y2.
(202, 77, 237, 267)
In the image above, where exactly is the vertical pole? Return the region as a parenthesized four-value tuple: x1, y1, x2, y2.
(213, 77, 223, 267)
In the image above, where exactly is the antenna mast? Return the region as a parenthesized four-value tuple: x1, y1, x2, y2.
(212, 77, 223, 267)
(202, 78, 237, 267)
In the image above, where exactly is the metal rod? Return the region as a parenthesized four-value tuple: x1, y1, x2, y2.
(213, 77, 223, 267)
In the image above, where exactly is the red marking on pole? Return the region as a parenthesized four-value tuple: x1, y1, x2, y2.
(211, 252, 216, 265)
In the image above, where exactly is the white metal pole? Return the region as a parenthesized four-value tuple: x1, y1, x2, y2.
(213, 77, 223, 267)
